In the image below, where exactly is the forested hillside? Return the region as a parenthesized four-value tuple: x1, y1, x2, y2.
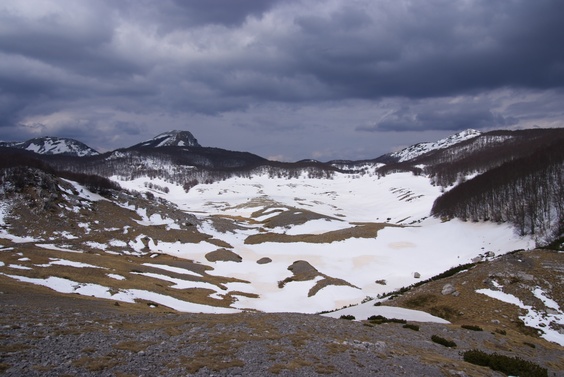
(431, 138, 564, 243)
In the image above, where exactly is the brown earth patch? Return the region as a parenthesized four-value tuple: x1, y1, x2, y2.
(205, 248, 243, 263)
(278, 260, 358, 297)
(245, 222, 393, 244)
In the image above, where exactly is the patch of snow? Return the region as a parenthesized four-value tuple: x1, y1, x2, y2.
(35, 258, 101, 269)
(61, 179, 105, 202)
(131, 272, 218, 291)
(1, 273, 237, 314)
(133, 208, 179, 229)
(109, 240, 128, 247)
(78, 222, 91, 234)
(36, 244, 83, 253)
(391, 129, 481, 162)
(477, 288, 564, 346)
(322, 302, 450, 324)
(84, 241, 108, 250)
(7, 264, 33, 270)
(142, 263, 203, 277)
(0, 202, 9, 225)
(533, 287, 560, 311)
(107, 273, 126, 280)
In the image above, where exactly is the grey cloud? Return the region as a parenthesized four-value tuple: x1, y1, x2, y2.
(291, 0, 564, 98)
(0, 0, 563, 159)
(358, 101, 519, 132)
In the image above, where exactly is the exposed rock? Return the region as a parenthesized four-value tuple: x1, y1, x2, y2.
(287, 260, 318, 277)
(256, 257, 272, 264)
(205, 249, 242, 263)
(441, 284, 456, 296)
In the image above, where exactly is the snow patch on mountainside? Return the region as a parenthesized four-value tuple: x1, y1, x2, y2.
(133, 130, 201, 148)
(391, 129, 481, 162)
(0, 137, 99, 157)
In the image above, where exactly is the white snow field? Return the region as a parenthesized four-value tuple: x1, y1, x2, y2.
(0, 167, 535, 321)
(111, 171, 533, 316)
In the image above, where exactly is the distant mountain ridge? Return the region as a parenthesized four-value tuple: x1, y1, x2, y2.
(388, 129, 481, 162)
(130, 130, 201, 149)
(0, 136, 99, 157)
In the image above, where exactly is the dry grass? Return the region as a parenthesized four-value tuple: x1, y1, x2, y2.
(0, 242, 252, 310)
(384, 249, 564, 340)
(245, 222, 392, 244)
(269, 358, 313, 374)
(72, 355, 120, 372)
(0, 343, 32, 353)
(180, 351, 245, 374)
(113, 340, 155, 352)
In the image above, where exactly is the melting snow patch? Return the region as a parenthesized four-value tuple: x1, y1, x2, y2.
(109, 240, 127, 247)
(37, 244, 83, 253)
(7, 264, 33, 270)
(84, 241, 108, 250)
(35, 258, 103, 269)
(142, 263, 203, 277)
(477, 288, 564, 346)
(323, 303, 450, 324)
(61, 179, 106, 202)
(78, 223, 91, 234)
(131, 271, 218, 290)
(0, 202, 9, 225)
(0, 233, 38, 243)
(1, 273, 238, 314)
(107, 273, 126, 280)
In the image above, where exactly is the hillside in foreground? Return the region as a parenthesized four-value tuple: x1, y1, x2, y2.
(1, 254, 563, 376)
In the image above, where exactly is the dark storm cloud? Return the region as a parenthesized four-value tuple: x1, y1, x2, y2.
(289, 0, 564, 98)
(358, 103, 519, 132)
(150, 0, 284, 28)
(0, 0, 563, 157)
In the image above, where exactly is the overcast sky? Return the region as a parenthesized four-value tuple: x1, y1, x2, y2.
(1, 0, 563, 161)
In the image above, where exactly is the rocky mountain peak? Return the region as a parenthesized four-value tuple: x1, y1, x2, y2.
(133, 130, 201, 148)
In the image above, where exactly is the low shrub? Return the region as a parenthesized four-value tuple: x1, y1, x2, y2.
(429, 305, 460, 321)
(367, 315, 406, 325)
(339, 315, 355, 320)
(402, 324, 420, 331)
(431, 335, 456, 348)
(462, 350, 547, 377)
(404, 294, 437, 308)
(461, 324, 483, 331)
(494, 328, 506, 335)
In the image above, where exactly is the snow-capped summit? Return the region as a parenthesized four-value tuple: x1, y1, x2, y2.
(0, 136, 99, 157)
(390, 129, 481, 162)
(133, 130, 201, 148)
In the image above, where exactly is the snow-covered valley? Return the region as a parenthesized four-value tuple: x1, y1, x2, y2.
(111, 171, 533, 315)
(0, 170, 535, 316)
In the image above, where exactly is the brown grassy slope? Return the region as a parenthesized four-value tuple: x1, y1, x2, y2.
(383, 249, 563, 338)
